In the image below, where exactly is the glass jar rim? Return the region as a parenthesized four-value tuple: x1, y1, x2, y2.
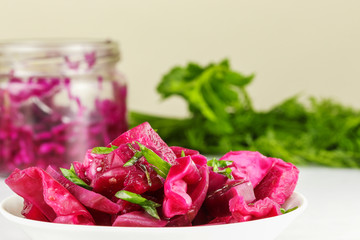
(0, 39, 119, 54)
(0, 39, 120, 77)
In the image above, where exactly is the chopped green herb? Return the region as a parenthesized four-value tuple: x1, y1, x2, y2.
(207, 158, 234, 179)
(280, 206, 298, 214)
(139, 164, 152, 187)
(123, 142, 171, 178)
(207, 158, 233, 172)
(91, 145, 118, 154)
(136, 142, 171, 179)
(181, 150, 186, 157)
(60, 164, 92, 190)
(115, 190, 161, 219)
(218, 167, 234, 180)
(123, 146, 143, 167)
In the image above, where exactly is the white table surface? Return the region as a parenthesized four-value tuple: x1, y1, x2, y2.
(1, 166, 360, 240)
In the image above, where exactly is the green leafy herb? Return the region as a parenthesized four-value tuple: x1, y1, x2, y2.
(123, 144, 144, 167)
(181, 150, 186, 157)
(115, 190, 161, 219)
(60, 164, 92, 190)
(139, 164, 152, 187)
(130, 59, 360, 168)
(136, 142, 171, 179)
(123, 142, 171, 179)
(218, 167, 234, 180)
(207, 158, 233, 172)
(280, 206, 298, 214)
(207, 158, 233, 179)
(91, 145, 118, 154)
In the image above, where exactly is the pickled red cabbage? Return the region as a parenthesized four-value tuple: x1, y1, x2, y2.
(46, 166, 121, 214)
(109, 122, 176, 165)
(112, 211, 168, 227)
(219, 151, 275, 187)
(163, 155, 208, 219)
(21, 199, 49, 222)
(0, 77, 127, 176)
(5, 122, 299, 227)
(5, 167, 94, 225)
(254, 158, 299, 205)
(229, 196, 282, 222)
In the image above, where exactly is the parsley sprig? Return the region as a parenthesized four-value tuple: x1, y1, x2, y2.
(130, 59, 360, 168)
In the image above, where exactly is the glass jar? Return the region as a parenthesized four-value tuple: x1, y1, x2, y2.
(0, 40, 128, 176)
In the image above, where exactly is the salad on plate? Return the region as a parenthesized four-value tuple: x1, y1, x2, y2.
(4, 122, 299, 227)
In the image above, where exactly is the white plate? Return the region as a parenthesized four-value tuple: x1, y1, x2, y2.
(0, 192, 307, 240)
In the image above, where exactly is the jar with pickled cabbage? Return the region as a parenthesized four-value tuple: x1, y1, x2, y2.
(0, 40, 128, 176)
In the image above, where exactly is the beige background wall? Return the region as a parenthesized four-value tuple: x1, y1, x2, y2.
(1, 0, 359, 117)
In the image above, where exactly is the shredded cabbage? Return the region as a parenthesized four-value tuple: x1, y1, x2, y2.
(0, 77, 127, 175)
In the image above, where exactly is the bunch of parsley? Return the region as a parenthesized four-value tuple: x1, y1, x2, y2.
(130, 59, 360, 168)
